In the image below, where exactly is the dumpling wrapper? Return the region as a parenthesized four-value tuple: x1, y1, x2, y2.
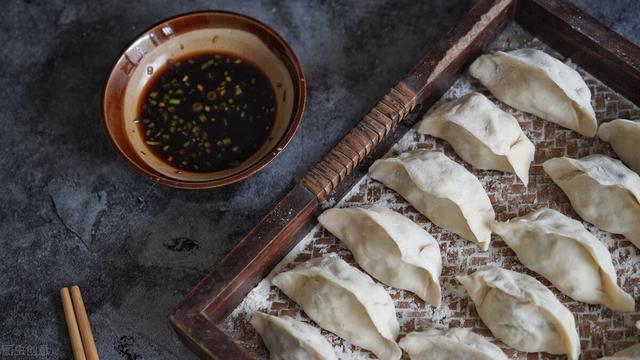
(399, 328, 508, 360)
(494, 208, 634, 312)
(543, 155, 640, 248)
(272, 254, 401, 360)
(319, 206, 442, 306)
(598, 119, 640, 174)
(458, 266, 580, 360)
(470, 48, 597, 137)
(418, 92, 535, 184)
(250, 312, 338, 360)
(369, 150, 495, 250)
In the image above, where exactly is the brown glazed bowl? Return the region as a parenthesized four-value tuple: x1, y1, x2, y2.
(102, 11, 306, 189)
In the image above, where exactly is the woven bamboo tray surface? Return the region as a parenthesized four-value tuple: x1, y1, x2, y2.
(220, 23, 640, 359)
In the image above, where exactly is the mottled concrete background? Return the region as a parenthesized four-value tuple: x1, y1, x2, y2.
(1, 1, 638, 359)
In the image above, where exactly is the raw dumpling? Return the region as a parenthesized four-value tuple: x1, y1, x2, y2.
(418, 92, 535, 184)
(470, 48, 597, 137)
(543, 155, 640, 248)
(318, 206, 442, 305)
(250, 312, 338, 360)
(369, 150, 495, 250)
(272, 255, 401, 360)
(597, 119, 640, 174)
(457, 266, 580, 360)
(600, 321, 640, 359)
(494, 208, 634, 312)
(399, 328, 508, 360)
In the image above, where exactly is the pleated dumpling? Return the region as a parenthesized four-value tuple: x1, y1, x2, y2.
(494, 208, 634, 312)
(470, 48, 597, 137)
(597, 119, 640, 174)
(457, 266, 580, 360)
(418, 92, 535, 184)
(369, 150, 495, 250)
(318, 206, 442, 305)
(272, 255, 401, 360)
(543, 155, 640, 248)
(399, 328, 508, 360)
(250, 312, 338, 360)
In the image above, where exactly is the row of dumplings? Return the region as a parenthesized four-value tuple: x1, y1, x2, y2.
(370, 146, 640, 251)
(254, 203, 635, 360)
(250, 48, 640, 359)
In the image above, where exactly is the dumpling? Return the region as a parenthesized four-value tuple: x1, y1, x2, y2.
(457, 266, 580, 360)
(272, 255, 401, 360)
(600, 321, 640, 359)
(494, 208, 634, 312)
(470, 48, 597, 137)
(318, 206, 442, 305)
(543, 155, 640, 248)
(399, 328, 508, 360)
(597, 119, 640, 174)
(250, 312, 338, 360)
(418, 92, 535, 184)
(369, 150, 495, 250)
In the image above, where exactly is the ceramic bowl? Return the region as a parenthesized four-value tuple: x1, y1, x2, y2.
(102, 11, 306, 189)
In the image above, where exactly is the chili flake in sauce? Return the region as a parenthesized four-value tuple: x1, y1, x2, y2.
(138, 52, 276, 172)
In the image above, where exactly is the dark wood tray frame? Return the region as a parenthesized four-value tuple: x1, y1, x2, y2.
(169, 0, 640, 358)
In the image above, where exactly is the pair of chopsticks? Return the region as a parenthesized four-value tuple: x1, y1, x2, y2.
(60, 286, 99, 360)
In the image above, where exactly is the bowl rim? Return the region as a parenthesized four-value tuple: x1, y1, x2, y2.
(101, 10, 306, 189)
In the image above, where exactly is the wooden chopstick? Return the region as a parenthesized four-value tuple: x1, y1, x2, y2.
(60, 286, 99, 360)
(60, 287, 86, 360)
(70, 286, 99, 360)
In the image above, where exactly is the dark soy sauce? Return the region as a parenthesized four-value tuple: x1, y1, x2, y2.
(137, 52, 276, 172)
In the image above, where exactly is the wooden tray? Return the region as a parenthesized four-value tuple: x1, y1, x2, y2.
(169, 0, 640, 359)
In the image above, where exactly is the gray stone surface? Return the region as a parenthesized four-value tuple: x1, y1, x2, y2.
(1, 1, 638, 359)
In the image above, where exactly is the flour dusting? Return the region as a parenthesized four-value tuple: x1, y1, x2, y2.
(220, 23, 640, 360)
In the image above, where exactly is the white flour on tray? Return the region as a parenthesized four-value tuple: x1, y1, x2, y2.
(220, 23, 640, 359)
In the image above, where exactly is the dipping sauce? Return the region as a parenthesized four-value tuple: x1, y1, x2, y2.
(137, 52, 276, 172)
